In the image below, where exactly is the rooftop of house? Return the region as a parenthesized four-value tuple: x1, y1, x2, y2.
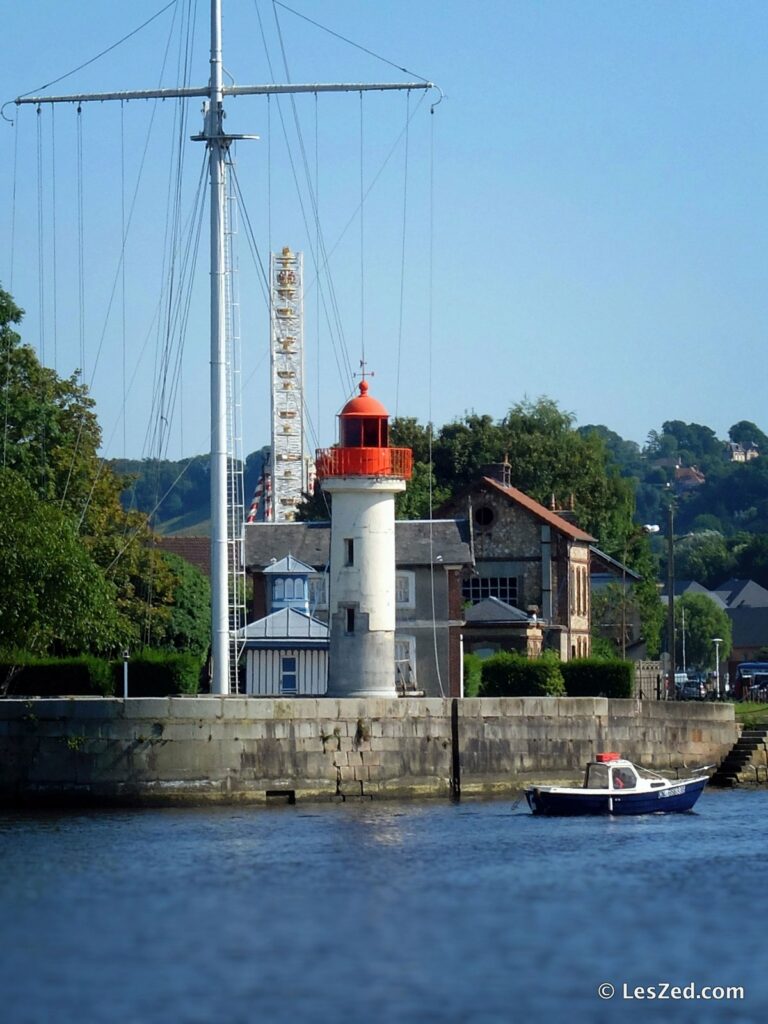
(477, 477, 596, 543)
(712, 578, 768, 609)
(463, 596, 536, 625)
(244, 519, 473, 571)
(156, 536, 211, 577)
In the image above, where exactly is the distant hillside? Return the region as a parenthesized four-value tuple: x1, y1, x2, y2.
(112, 447, 269, 536)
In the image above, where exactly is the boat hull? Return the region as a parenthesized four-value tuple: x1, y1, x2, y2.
(525, 777, 707, 816)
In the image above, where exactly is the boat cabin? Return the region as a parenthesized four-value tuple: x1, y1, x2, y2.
(584, 753, 670, 792)
(584, 760, 638, 790)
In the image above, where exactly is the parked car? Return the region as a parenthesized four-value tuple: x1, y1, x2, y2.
(680, 678, 706, 701)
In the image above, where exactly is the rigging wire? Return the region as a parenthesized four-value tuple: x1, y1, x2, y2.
(263, 0, 355, 391)
(315, 91, 320, 437)
(76, 106, 85, 377)
(2, 116, 20, 468)
(359, 91, 365, 374)
(13, 0, 179, 103)
(50, 107, 59, 372)
(35, 105, 46, 366)
(427, 100, 445, 698)
(395, 90, 410, 418)
(65, 1, 187, 524)
(272, 0, 430, 83)
(121, 101, 127, 459)
(9, 113, 19, 291)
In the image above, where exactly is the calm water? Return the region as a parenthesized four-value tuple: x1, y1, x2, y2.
(1, 789, 766, 1024)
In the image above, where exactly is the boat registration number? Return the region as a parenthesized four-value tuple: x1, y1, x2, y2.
(659, 785, 685, 798)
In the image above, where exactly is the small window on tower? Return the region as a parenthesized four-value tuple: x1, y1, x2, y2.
(346, 608, 355, 634)
(344, 538, 354, 566)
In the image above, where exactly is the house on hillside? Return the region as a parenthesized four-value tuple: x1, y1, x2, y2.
(437, 461, 595, 660)
(726, 442, 759, 463)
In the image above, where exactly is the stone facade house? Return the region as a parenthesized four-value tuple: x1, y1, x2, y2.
(438, 463, 595, 660)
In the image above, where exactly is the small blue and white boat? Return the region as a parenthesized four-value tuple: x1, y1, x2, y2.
(525, 752, 709, 816)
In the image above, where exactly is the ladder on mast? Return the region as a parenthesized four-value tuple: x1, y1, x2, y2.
(224, 172, 246, 692)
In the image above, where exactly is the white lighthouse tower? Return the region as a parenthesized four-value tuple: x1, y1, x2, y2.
(315, 380, 413, 697)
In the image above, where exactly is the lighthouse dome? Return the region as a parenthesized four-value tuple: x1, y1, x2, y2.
(339, 379, 389, 418)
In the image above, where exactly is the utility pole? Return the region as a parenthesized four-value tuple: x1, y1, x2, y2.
(16, 1, 433, 696)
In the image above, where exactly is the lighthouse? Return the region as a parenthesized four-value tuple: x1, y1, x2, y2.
(315, 380, 413, 696)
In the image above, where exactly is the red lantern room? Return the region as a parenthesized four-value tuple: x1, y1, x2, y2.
(315, 380, 413, 480)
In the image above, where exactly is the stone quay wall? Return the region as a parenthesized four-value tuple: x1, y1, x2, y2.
(0, 696, 739, 806)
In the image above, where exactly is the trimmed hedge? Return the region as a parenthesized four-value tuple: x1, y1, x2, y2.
(463, 652, 483, 697)
(117, 651, 202, 697)
(561, 658, 633, 698)
(0, 656, 113, 697)
(479, 651, 565, 697)
(1, 652, 204, 697)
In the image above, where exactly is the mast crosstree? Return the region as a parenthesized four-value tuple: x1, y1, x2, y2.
(15, 0, 432, 695)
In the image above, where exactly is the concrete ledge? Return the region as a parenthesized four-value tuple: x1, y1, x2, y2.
(0, 696, 739, 805)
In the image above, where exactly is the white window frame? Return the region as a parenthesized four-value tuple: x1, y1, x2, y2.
(395, 570, 416, 609)
(309, 573, 328, 611)
(395, 634, 417, 688)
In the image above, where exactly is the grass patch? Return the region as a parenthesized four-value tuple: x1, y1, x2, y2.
(735, 703, 768, 727)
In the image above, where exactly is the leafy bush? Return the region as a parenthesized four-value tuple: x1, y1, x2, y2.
(479, 651, 565, 697)
(463, 652, 483, 697)
(116, 651, 203, 696)
(561, 658, 633, 698)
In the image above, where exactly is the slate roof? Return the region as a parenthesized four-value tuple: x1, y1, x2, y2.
(660, 580, 726, 608)
(712, 579, 768, 609)
(239, 607, 329, 641)
(244, 519, 472, 571)
(463, 597, 534, 625)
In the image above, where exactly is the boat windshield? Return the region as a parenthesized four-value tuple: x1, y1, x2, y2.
(584, 763, 610, 789)
(611, 766, 636, 790)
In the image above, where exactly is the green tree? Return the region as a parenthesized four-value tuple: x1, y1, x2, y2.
(153, 552, 211, 658)
(0, 468, 129, 655)
(1, 283, 177, 647)
(676, 593, 732, 670)
(673, 531, 734, 588)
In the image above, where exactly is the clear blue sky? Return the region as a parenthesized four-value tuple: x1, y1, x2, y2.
(2, 1, 767, 461)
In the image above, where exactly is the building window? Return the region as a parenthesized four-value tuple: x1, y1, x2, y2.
(309, 574, 328, 610)
(344, 538, 354, 566)
(395, 635, 416, 690)
(345, 608, 355, 634)
(280, 655, 297, 693)
(395, 571, 415, 608)
(462, 576, 518, 606)
(474, 506, 494, 527)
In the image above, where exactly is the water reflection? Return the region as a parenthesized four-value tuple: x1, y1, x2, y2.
(0, 791, 766, 1023)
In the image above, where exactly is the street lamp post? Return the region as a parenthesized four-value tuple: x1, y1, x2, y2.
(666, 503, 676, 700)
(713, 637, 722, 699)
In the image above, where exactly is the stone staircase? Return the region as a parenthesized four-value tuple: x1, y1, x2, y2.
(709, 726, 768, 787)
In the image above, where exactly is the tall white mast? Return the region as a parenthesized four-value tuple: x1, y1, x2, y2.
(208, 0, 230, 691)
(15, 2, 433, 697)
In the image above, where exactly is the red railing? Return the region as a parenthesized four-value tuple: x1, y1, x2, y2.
(315, 446, 413, 480)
